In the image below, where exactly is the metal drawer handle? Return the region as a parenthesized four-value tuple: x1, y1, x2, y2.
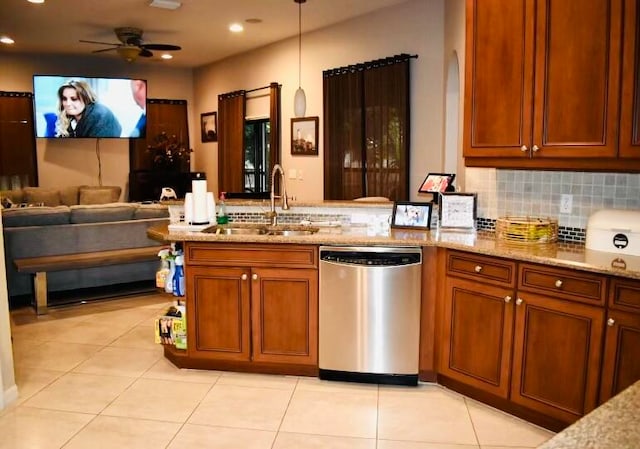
(474, 265, 483, 273)
(504, 295, 512, 303)
(252, 273, 258, 280)
(607, 318, 615, 327)
(516, 298, 523, 306)
(555, 279, 563, 288)
(520, 145, 528, 152)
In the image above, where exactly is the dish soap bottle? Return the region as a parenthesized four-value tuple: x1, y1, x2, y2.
(172, 254, 185, 297)
(217, 192, 229, 224)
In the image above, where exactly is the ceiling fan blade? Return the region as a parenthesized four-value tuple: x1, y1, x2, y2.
(139, 48, 153, 58)
(92, 47, 119, 54)
(79, 39, 120, 46)
(141, 43, 181, 51)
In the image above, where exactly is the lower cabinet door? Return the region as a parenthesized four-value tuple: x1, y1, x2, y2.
(251, 267, 318, 365)
(186, 266, 251, 361)
(511, 293, 604, 423)
(600, 310, 640, 402)
(440, 277, 515, 398)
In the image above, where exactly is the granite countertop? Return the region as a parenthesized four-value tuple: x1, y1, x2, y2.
(537, 380, 640, 449)
(147, 223, 640, 280)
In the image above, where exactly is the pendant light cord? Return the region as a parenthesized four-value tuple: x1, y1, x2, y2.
(298, 0, 302, 89)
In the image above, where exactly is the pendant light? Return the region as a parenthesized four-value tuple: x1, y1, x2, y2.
(293, 0, 307, 117)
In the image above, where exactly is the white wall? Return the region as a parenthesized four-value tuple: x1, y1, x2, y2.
(193, 0, 445, 201)
(0, 53, 195, 198)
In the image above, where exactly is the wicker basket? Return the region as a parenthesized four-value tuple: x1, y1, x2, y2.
(496, 216, 558, 244)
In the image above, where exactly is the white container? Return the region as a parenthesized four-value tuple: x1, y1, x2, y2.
(585, 209, 640, 256)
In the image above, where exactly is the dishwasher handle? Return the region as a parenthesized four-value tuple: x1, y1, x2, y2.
(320, 251, 421, 267)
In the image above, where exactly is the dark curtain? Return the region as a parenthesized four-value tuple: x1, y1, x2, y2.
(269, 82, 281, 177)
(323, 54, 412, 201)
(218, 90, 246, 193)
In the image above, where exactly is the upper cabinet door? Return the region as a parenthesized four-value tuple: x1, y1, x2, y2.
(463, 0, 535, 158)
(620, 0, 640, 158)
(532, 0, 622, 158)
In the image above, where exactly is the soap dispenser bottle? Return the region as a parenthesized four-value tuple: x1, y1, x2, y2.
(217, 192, 229, 224)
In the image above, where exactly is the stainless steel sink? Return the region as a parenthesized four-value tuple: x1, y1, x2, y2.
(203, 224, 319, 236)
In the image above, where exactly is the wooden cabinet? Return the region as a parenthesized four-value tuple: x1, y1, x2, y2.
(511, 291, 604, 423)
(620, 0, 640, 158)
(440, 251, 606, 427)
(600, 278, 640, 401)
(463, 0, 630, 170)
(439, 252, 516, 398)
(182, 243, 318, 374)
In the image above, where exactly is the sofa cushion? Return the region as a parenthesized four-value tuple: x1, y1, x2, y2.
(133, 203, 169, 219)
(59, 185, 80, 206)
(70, 203, 136, 223)
(23, 187, 62, 206)
(1, 206, 71, 227)
(78, 186, 122, 205)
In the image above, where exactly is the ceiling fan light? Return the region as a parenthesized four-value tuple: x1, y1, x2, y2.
(116, 46, 140, 62)
(294, 87, 306, 118)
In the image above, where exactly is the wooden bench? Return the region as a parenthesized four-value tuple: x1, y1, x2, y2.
(14, 246, 166, 315)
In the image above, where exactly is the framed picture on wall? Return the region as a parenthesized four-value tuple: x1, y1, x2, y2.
(291, 116, 319, 156)
(201, 112, 217, 142)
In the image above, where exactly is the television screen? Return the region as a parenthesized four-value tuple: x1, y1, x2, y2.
(33, 75, 147, 138)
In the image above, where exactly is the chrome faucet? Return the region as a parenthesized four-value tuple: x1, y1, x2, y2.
(266, 164, 290, 225)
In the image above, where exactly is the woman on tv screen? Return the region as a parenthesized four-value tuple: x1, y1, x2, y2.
(55, 79, 121, 138)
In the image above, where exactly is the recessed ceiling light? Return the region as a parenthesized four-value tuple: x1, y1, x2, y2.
(0, 36, 15, 45)
(245, 18, 262, 24)
(28, 0, 45, 3)
(229, 23, 244, 33)
(161, 53, 173, 60)
(149, 0, 181, 10)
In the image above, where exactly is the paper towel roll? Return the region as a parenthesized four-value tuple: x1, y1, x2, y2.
(191, 173, 209, 225)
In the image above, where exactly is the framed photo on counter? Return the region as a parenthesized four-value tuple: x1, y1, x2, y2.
(391, 201, 433, 230)
(438, 192, 477, 229)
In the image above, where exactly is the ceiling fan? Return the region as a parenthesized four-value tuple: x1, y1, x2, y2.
(80, 27, 181, 62)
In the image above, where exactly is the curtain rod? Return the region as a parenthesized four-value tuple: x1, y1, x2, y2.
(219, 83, 281, 100)
(322, 53, 418, 77)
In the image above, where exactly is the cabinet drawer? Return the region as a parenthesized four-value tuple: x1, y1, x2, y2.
(609, 278, 640, 313)
(518, 263, 606, 306)
(446, 250, 516, 287)
(185, 243, 317, 269)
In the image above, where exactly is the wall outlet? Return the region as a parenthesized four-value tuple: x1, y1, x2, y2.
(560, 194, 573, 214)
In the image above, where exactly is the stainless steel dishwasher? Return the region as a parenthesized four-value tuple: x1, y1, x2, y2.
(319, 246, 422, 385)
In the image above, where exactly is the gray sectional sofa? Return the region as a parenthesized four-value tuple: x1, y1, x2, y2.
(1, 185, 169, 300)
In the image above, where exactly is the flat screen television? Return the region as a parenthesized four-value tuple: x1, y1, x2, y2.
(33, 75, 147, 138)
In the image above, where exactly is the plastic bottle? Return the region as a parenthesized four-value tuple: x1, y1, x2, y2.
(217, 192, 229, 224)
(165, 243, 176, 294)
(156, 258, 170, 289)
(172, 255, 185, 297)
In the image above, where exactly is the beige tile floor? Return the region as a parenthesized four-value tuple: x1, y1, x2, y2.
(3, 293, 555, 449)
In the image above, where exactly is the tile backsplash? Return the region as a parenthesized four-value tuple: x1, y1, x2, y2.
(465, 168, 640, 229)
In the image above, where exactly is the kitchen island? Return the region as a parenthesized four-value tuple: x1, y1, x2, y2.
(148, 217, 640, 433)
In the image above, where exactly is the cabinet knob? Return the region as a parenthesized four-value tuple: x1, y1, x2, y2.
(532, 144, 540, 152)
(474, 265, 483, 273)
(516, 298, 523, 306)
(252, 273, 258, 280)
(520, 145, 528, 152)
(504, 295, 512, 303)
(241, 273, 248, 281)
(607, 318, 615, 327)
(555, 279, 563, 288)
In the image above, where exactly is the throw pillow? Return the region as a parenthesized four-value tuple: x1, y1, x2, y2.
(23, 187, 62, 206)
(59, 185, 80, 206)
(78, 186, 122, 205)
(0, 189, 24, 207)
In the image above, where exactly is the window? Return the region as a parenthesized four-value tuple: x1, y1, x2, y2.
(323, 54, 415, 201)
(244, 118, 270, 193)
